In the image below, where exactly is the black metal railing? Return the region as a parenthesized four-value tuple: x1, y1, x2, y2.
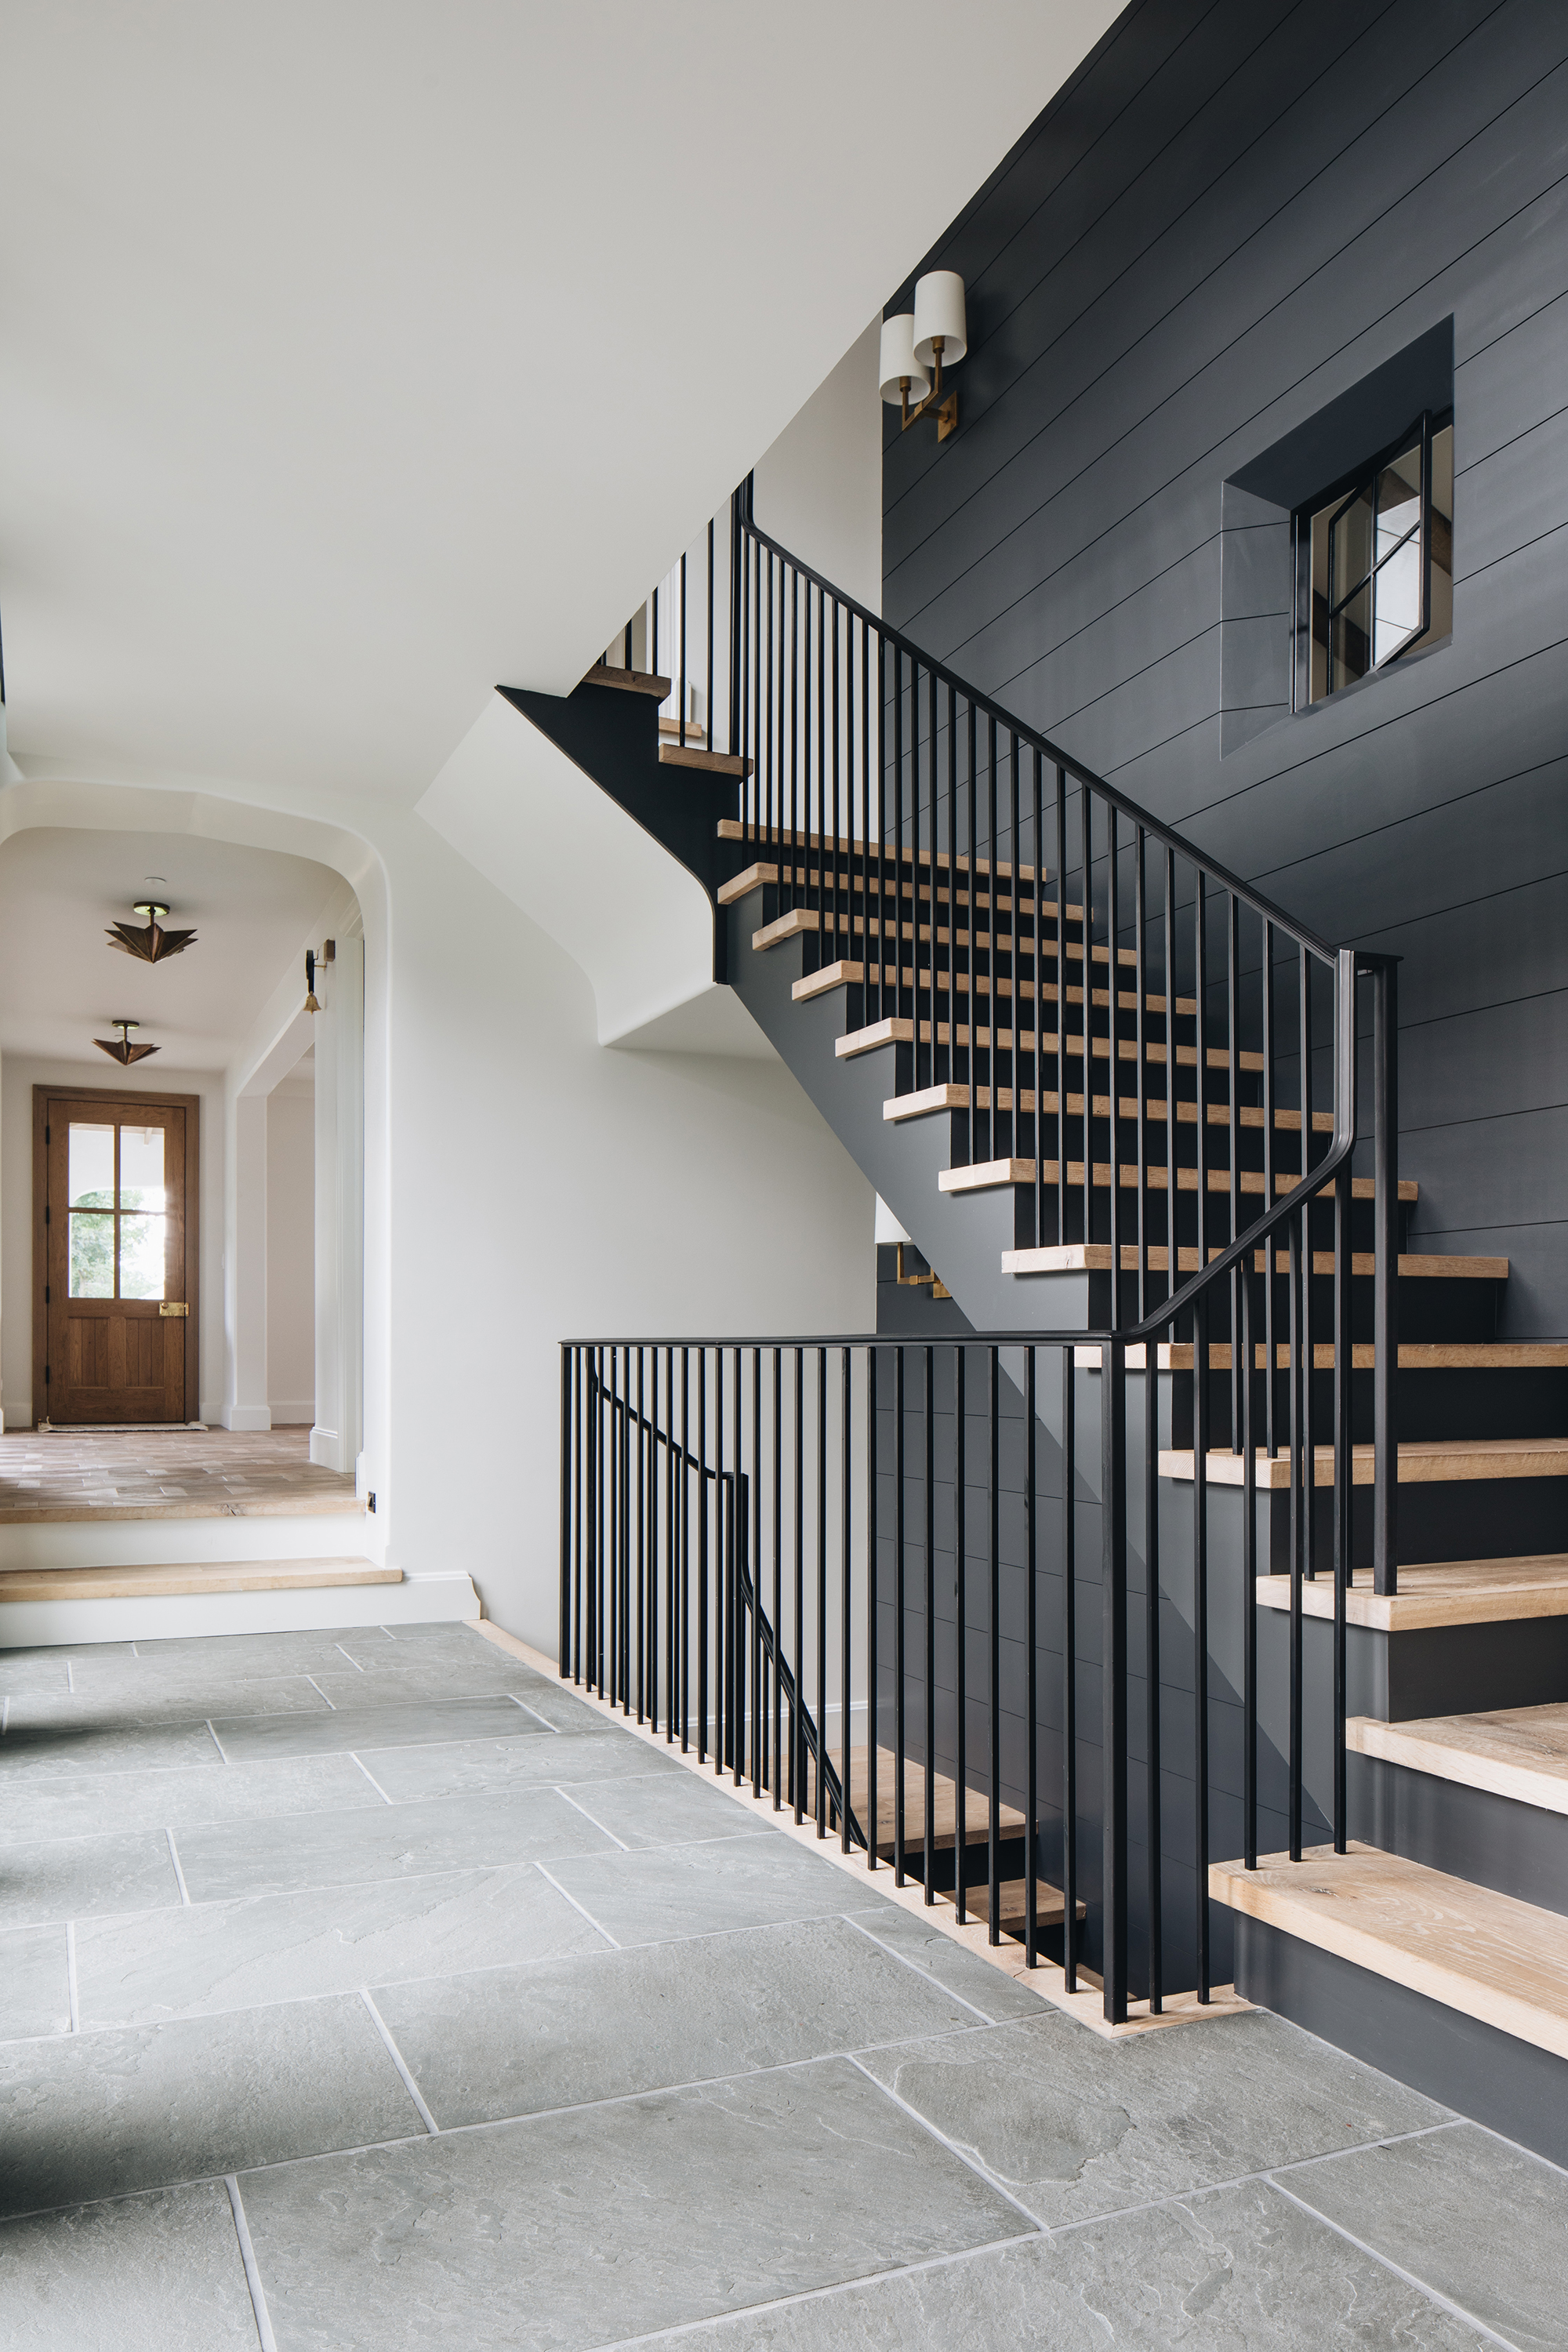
(564, 481, 1402, 2022)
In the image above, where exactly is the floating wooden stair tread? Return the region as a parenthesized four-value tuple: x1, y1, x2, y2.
(1006, 1243, 1506, 1279)
(0, 1558, 399, 1602)
(1076, 1341, 1561, 1372)
(659, 743, 751, 776)
(1348, 1705, 1568, 1815)
(1254, 1555, 1568, 1631)
(939, 1877, 1086, 1934)
(793, 959, 862, 1003)
(885, 1083, 971, 1121)
(658, 715, 706, 741)
(719, 817, 1058, 891)
(890, 1084, 1335, 1134)
(1210, 1842, 1568, 2063)
(1162, 1436, 1568, 1489)
(836, 1017, 914, 1058)
(804, 1746, 1025, 1855)
(834, 1018, 1257, 1072)
(718, 858, 1081, 924)
(938, 1156, 1414, 1202)
(584, 662, 672, 697)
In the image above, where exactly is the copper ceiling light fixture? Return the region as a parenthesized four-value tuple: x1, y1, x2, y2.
(106, 896, 198, 964)
(95, 1018, 160, 1065)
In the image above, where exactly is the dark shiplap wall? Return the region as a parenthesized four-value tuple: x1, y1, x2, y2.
(884, 0, 1567, 1332)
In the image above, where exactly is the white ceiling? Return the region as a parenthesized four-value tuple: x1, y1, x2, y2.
(0, 829, 341, 1069)
(0, 2, 1120, 809)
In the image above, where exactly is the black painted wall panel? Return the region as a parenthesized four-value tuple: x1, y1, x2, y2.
(884, 0, 1568, 1327)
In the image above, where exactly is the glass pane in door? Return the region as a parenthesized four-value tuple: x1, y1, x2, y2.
(68, 1123, 116, 1210)
(70, 1213, 115, 1296)
(119, 1214, 168, 1300)
(119, 1124, 165, 1210)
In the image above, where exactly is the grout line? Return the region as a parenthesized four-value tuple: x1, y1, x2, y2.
(304, 1676, 336, 1711)
(350, 1751, 394, 1805)
(554, 1786, 630, 1852)
(575, 2232, 1044, 2352)
(844, 2050, 1046, 2236)
(224, 2174, 279, 2352)
(1265, 2176, 1523, 2352)
(165, 1827, 192, 1905)
(1045, 2121, 1466, 2240)
(65, 1922, 79, 2033)
(335, 1645, 367, 1672)
(2, 1696, 8, 1734)
(842, 1915, 998, 2026)
(510, 1693, 561, 1734)
(359, 1987, 440, 2135)
(534, 1860, 620, 1947)
(66, 1659, 74, 1693)
(205, 1719, 227, 1760)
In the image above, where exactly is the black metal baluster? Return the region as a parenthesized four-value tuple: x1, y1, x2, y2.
(895, 1345, 908, 1883)
(772, 1345, 782, 1808)
(986, 718, 998, 1167)
(1033, 753, 1045, 1249)
(1062, 1346, 1078, 1991)
(1145, 1320, 1163, 2013)
(1243, 1265, 1258, 1874)
(753, 1346, 762, 1796)
(1228, 896, 1242, 1461)
(1056, 768, 1069, 1250)
(987, 1345, 1000, 1944)
(559, 1345, 571, 1680)
(1025, 1344, 1039, 1969)
(841, 1345, 852, 1854)
(1289, 1204, 1304, 1861)
(1194, 1291, 1210, 2003)
(866, 1345, 878, 1871)
(794, 1345, 804, 1821)
(924, 1343, 935, 1905)
(817, 1345, 828, 1838)
(1301, 948, 1316, 1581)
(1102, 1335, 1128, 2025)
(698, 1347, 708, 1764)
(681, 1346, 690, 1750)
(1264, 924, 1277, 1455)
(1163, 849, 1178, 1312)
(1107, 808, 1122, 1328)
(1373, 956, 1400, 1601)
(954, 1342, 967, 1926)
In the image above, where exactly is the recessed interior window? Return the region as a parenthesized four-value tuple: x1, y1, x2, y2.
(1297, 413, 1453, 705)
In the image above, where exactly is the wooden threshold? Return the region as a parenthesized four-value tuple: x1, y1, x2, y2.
(1210, 1842, 1568, 2062)
(583, 662, 672, 697)
(1255, 1555, 1568, 1631)
(659, 743, 751, 777)
(1348, 1705, 1568, 1814)
(1162, 1436, 1568, 1489)
(0, 1491, 367, 1525)
(0, 1558, 398, 1602)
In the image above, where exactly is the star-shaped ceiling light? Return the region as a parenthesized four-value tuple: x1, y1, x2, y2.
(95, 1019, 160, 1065)
(106, 899, 197, 964)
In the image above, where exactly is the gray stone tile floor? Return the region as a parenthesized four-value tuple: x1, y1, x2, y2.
(1, 1620, 1563, 2349)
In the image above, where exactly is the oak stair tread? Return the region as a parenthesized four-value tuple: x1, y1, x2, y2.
(752, 905, 1138, 978)
(1209, 1842, 1568, 2063)
(584, 662, 672, 698)
(1074, 1341, 1564, 1371)
(938, 1877, 1087, 1934)
(804, 1745, 1025, 1855)
(0, 1558, 399, 1602)
(659, 743, 752, 777)
(719, 817, 1063, 891)
(1347, 1704, 1568, 1817)
(1004, 1244, 1507, 1279)
(717, 859, 1082, 921)
(836, 1020, 1256, 1071)
(937, 1156, 1415, 1202)
(885, 1083, 1334, 1135)
(1161, 1436, 1568, 1489)
(1255, 1554, 1568, 1631)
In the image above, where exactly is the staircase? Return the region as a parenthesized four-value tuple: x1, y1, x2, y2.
(524, 482, 1568, 2166)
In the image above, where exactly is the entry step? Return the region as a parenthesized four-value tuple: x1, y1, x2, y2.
(1348, 1704, 1568, 1815)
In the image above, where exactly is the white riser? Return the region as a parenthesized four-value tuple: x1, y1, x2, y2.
(0, 1513, 372, 1573)
(0, 1570, 478, 1648)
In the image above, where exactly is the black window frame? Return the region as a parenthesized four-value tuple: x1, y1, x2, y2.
(1292, 407, 1450, 710)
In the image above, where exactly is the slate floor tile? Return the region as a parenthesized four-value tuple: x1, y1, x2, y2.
(652, 2177, 1489, 2350)
(239, 2056, 1031, 2352)
(174, 1785, 617, 1903)
(0, 1923, 71, 2041)
(5, 1677, 331, 1728)
(543, 1828, 861, 1944)
(0, 1824, 178, 1930)
(0, 1993, 422, 2216)
(361, 1730, 685, 1800)
(1283, 2120, 1568, 2351)
(0, 1718, 223, 1779)
(845, 1904, 1054, 2023)
(550, 1769, 775, 1849)
(855, 2009, 1449, 2228)
(72, 1863, 607, 2025)
(372, 1915, 984, 2126)
(210, 1693, 551, 1761)
(0, 1752, 387, 1843)
(301, 1668, 554, 1714)
(0, 2179, 263, 2350)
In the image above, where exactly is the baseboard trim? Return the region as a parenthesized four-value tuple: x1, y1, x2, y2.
(1236, 1914, 1568, 2168)
(0, 1569, 479, 1648)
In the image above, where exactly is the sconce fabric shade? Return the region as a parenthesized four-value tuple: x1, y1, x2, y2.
(878, 313, 930, 405)
(913, 270, 967, 369)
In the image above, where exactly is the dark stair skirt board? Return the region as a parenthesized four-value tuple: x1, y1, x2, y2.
(1236, 1914, 1568, 2171)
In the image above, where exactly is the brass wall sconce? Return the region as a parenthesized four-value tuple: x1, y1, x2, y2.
(107, 899, 197, 964)
(880, 271, 967, 445)
(96, 1018, 159, 1065)
(895, 1242, 952, 1301)
(303, 938, 334, 1014)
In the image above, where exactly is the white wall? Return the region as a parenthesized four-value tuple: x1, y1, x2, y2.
(0, 1054, 224, 1427)
(753, 316, 882, 612)
(266, 1080, 314, 1422)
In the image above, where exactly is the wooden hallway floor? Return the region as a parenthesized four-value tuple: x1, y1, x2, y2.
(1, 1623, 1563, 2348)
(0, 1428, 359, 1522)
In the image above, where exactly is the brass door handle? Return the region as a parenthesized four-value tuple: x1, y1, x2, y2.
(158, 1301, 189, 1318)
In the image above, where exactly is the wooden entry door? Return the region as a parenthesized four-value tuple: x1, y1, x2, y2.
(35, 1091, 199, 1425)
